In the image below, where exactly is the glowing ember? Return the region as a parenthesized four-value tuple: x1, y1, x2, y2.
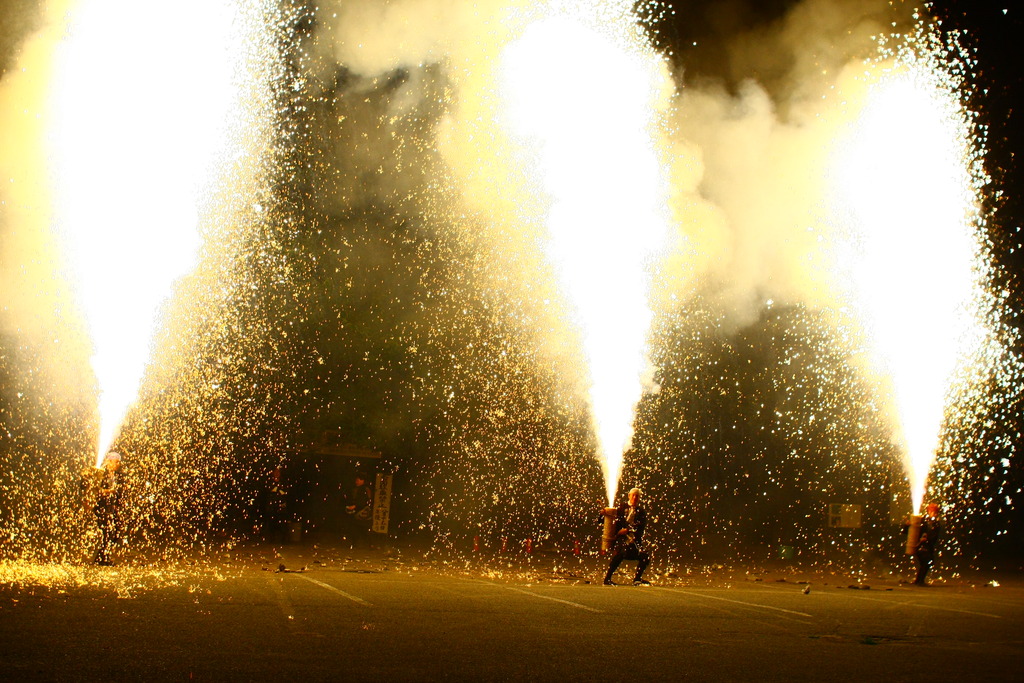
(497, 4, 673, 505)
(830, 25, 989, 513)
(45, 0, 271, 466)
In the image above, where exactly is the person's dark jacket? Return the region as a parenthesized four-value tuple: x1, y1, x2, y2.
(94, 469, 121, 519)
(916, 516, 941, 556)
(348, 483, 373, 524)
(614, 501, 647, 549)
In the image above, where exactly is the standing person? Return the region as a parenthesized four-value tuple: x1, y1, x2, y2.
(906, 502, 943, 585)
(93, 451, 123, 566)
(345, 472, 373, 549)
(603, 487, 651, 586)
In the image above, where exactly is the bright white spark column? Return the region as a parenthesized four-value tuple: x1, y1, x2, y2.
(46, 0, 274, 465)
(498, 7, 674, 505)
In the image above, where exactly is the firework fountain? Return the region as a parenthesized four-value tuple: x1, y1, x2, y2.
(488, 3, 1000, 517)
(495, 4, 674, 506)
(0, 0, 286, 563)
(44, 0, 277, 467)
(830, 26, 993, 516)
(0, 0, 1017, 569)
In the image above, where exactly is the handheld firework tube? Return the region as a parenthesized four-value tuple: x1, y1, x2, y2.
(905, 514, 923, 555)
(601, 507, 618, 554)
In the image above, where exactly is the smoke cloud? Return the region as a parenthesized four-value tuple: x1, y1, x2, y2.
(659, 0, 909, 326)
(294, 0, 918, 334)
(0, 0, 93, 395)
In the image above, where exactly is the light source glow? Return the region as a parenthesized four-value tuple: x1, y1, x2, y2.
(46, 0, 271, 465)
(498, 5, 673, 505)
(832, 54, 986, 513)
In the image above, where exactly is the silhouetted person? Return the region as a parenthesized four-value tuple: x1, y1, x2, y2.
(904, 502, 943, 585)
(604, 487, 651, 586)
(93, 452, 123, 566)
(345, 472, 373, 549)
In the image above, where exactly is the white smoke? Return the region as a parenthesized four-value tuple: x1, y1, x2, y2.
(301, 0, 915, 327)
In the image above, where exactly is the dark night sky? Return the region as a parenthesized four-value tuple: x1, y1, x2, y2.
(940, 2, 1024, 288)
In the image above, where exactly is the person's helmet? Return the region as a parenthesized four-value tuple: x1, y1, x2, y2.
(926, 502, 940, 516)
(104, 452, 122, 463)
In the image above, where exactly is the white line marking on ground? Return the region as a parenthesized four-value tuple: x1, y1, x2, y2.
(296, 574, 372, 606)
(501, 586, 604, 613)
(658, 587, 814, 618)
(838, 593, 1001, 619)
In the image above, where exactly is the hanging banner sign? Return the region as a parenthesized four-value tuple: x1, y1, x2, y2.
(372, 473, 393, 534)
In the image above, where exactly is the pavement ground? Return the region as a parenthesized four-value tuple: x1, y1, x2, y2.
(1, 543, 1022, 682)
